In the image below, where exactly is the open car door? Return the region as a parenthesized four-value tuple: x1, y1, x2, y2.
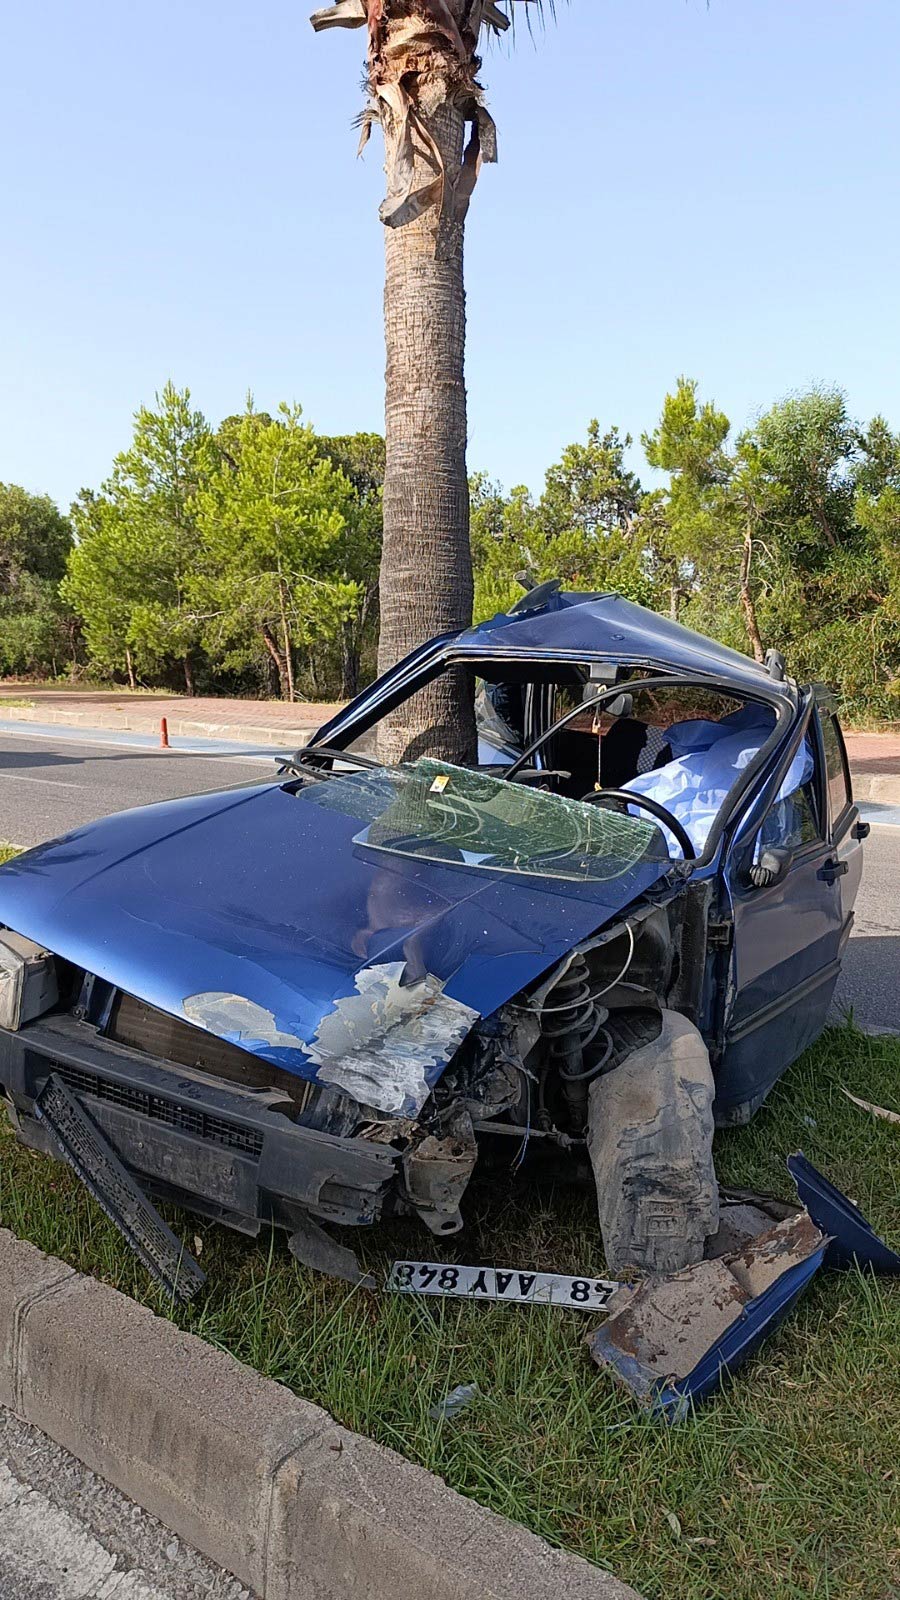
(715, 691, 863, 1125)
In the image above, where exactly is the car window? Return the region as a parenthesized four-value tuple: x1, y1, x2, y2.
(820, 713, 852, 822)
(757, 735, 822, 852)
(298, 757, 670, 883)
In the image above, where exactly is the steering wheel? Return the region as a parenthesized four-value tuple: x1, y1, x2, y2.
(579, 788, 696, 861)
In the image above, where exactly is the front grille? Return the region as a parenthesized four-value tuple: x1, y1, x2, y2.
(52, 1063, 264, 1159)
(106, 991, 312, 1115)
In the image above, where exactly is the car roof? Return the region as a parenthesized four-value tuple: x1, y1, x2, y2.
(455, 591, 793, 698)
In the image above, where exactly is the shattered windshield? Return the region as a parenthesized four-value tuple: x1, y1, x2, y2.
(298, 758, 669, 883)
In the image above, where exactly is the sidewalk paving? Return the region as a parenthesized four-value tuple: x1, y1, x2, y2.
(1, 686, 899, 798)
(0, 687, 337, 752)
(840, 730, 900, 801)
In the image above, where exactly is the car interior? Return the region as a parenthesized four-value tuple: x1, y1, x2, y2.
(331, 658, 816, 865)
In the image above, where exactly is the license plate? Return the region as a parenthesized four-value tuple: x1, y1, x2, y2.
(388, 1260, 619, 1312)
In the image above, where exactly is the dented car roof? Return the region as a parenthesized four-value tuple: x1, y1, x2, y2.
(457, 593, 791, 694)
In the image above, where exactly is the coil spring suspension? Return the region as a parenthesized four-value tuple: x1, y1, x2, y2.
(542, 954, 602, 1059)
(541, 954, 609, 1127)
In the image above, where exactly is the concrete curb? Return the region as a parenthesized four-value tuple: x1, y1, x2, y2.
(0, 1229, 641, 1600)
(853, 773, 900, 804)
(0, 703, 319, 751)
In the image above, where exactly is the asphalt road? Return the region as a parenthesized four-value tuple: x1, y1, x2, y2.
(0, 1407, 248, 1600)
(0, 728, 277, 849)
(0, 726, 897, 1030)
(832, 807, 900, 1031)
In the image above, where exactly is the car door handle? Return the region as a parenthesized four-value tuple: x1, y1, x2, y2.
(852, 819, 870, 841)
(818, 857, 849, 883)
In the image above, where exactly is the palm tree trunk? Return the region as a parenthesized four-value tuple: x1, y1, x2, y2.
(377, 101, 475, 766)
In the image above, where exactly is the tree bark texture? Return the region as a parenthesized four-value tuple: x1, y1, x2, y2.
(739, 526, 765, 663)
(377, 99, 475, 766)
(261, 624, 291, 699)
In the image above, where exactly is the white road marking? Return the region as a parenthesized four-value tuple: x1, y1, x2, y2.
(859, 802, 900, 829)
(0, 1462, 175, 1599)
(0, 770, 82, 788)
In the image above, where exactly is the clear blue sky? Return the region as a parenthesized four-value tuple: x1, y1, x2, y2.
(3, 0, 899, 511)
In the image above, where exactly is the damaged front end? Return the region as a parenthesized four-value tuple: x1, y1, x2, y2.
(0, 753, 696, 1281)
(0, 873, 716, 1285)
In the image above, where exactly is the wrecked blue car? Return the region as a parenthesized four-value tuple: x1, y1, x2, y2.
(0, 590, 867, 1281)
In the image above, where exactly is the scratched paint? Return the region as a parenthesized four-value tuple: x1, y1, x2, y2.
(307, 961, 479, 1116)
(182, 992, 305, 1050)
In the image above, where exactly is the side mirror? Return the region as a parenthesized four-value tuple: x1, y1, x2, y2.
(746, 846, 794, 890)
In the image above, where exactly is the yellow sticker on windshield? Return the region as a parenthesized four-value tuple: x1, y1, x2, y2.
(429, 774, 451, 793)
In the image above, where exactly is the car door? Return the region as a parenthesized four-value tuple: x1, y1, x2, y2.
(714, 696, 847, 1124)
(817, 696, 865, 940)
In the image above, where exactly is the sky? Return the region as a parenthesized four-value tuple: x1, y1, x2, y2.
(2, 0, 899, 511)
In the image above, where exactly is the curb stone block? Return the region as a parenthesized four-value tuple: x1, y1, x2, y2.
(266, 1421, 641, 1600)
(0, 1227, 74, 1412)
(2, 1227, 643, 1599)
(16, 1270, 328, 1592)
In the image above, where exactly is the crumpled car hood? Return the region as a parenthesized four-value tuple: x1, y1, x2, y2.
(0, 780, 672, 1116)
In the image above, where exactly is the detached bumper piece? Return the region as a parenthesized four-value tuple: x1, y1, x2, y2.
(35, 1072, 206, 1304)
(588, 1152, 900, 1420)
(787, 1152, 900, 1273)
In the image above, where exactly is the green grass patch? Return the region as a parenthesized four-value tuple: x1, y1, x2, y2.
(0, 845, 20, 864)
(1, 1023, 899, 1598)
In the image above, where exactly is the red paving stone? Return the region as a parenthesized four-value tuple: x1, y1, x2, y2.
(842, 731, 900, 776)
(0, 686, 340, 734)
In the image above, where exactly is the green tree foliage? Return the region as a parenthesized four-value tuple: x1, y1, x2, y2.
(18, 373, 900, 722)
(315, 432, 384, 695)
(0, 485, 75, 677)
(472, 424, 651, 622)
(190, 406, 361, 700)
(63, 383, 214, 690)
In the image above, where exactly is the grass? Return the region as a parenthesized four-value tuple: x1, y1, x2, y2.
(0, 841, 897, 1598)
(0, 845, 20, 864)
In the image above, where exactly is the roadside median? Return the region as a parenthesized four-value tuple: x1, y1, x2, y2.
(0, 1226, 641, 1600)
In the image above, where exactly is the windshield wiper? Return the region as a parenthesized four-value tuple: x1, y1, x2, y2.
(279, 744, 383, 781)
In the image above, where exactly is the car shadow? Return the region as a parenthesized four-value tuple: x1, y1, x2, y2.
(0, 747, 280, 771)
(833, 932, 900, 1034)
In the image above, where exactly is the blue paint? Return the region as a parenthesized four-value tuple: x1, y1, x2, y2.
(788, 1152, 900, 1273)
(0, 593, 865, 1121)
(651, 1243, 828, 1421)
(313, 594, 791, 756)
(592, 1155, 899, 1419)
(459, 593, 793, 696)
(0, 777, 672, 1094)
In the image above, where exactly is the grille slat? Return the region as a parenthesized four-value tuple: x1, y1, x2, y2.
(52, 1063, 264, 1158)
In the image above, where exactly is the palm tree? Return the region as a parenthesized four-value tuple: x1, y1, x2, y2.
(311, 0, 542, 764)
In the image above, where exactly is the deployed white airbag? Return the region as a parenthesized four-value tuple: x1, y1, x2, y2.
(624, 706, 814, 858)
